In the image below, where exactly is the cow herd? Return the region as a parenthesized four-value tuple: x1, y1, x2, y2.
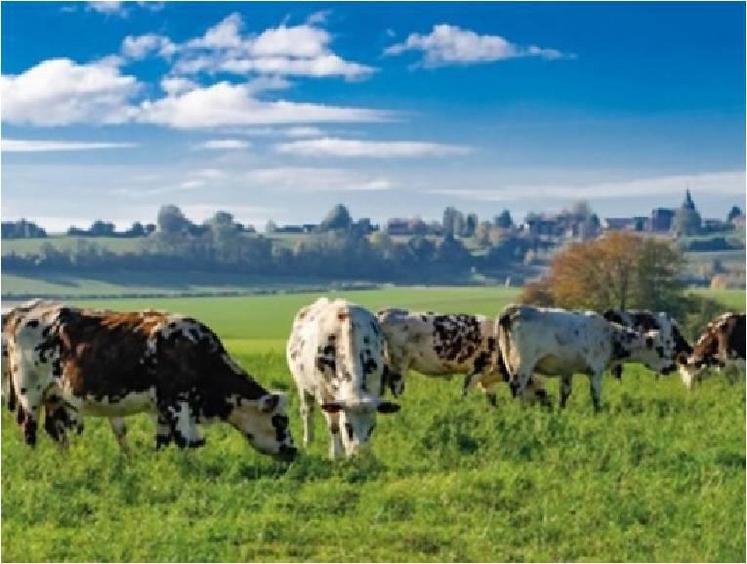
(1, 297, 744, 461)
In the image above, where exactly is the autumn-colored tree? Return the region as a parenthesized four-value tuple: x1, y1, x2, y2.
(522, 232, 685, 313)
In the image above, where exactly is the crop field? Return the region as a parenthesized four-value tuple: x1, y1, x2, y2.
(1, 287, 745, 562)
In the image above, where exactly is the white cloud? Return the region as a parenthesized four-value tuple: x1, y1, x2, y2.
(87, 1, 125, 16)
(196, 139, 251, 150)
(87, 1, 163, 17)
(246, 167, 393, 192)
(174, 13, 375, 80)
(284, 126, 325, 138)
(136, 82, 389, 128)
(385, 24, 570, 67)
(160, 76, 199, 95)
(2, 139, 137, 152)
(122, 34, 176, 60)
(275, 137, 471, 158)
(427, 170, 746, 201)
(0, 58, 140, 126)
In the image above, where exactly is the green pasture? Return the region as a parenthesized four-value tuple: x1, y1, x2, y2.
(1, 288, 745, 562)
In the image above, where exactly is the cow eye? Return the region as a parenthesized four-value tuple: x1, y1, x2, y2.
(345, 422, 354, 440)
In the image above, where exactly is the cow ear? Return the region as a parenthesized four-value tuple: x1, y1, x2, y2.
(258, 393, 280, 413)
(321, 401, 343, 413)
(377, 401, 401, 414)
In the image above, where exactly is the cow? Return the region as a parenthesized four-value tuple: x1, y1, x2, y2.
(1, 300, 78, 445)
(603, 309, 692, 380)
(497, 304, 676, 410)
(376, 308, 549, 406)
(678, 312, 746, 389)
(5, 303, 297, 460)
(286, 298, 400, 459)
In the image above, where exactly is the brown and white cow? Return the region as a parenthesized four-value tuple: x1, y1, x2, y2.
(5, 303, 297, 460)
(497, 304, 676, 410)
(603, 309, 691, 380)
(678, 312, 745, 389)
(286, 298, 400, 459)
(376, 308, 548, 406)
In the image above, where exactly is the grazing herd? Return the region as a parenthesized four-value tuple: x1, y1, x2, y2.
(1, 297, 744, 460)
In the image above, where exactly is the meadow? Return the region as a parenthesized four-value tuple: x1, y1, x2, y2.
(1, 287, 745, 562)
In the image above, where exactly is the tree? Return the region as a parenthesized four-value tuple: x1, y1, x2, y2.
(320, 204, 352, 231)
(727, 205, 743, 222)
(157, 205, 190, 234)
(494, 210, 513, 229)
(534, 232, 685, 312)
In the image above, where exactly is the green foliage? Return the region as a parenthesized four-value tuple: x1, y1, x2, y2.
(1, 289, 744, 561)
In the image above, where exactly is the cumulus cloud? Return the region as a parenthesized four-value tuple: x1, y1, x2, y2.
(195, 139, 251, 150)
(275, 137, 471, 158)
(0, 58, 140, 126)
(385, 24, 570, 67)
(3, 139, 137, 152)
(122, 33, 176, 60)
(136, 82, 389, 128)
(173, 13, 375, 80)
(246, 167, 393, 192)
(86, 1, 163, 17)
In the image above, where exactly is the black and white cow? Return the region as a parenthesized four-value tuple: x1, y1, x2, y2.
(497, 304, 676, 410)
(678, 312, 745, 389)
(602, 309, 691, 380)
(376, 308, 548, 406)
(286, 298, 400, 459)
(5, 302, 297, 460)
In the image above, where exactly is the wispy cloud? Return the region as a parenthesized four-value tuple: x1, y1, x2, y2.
(385, 24, 571, 67)
(246, 167, 393, 192)
(427, 170, 745, 201)
(2, 139, 137, 152)
(275, 137, 472, 158)
(195, 139, 251, 150)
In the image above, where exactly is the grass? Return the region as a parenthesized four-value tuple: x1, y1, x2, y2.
(1, 287, 745, 562)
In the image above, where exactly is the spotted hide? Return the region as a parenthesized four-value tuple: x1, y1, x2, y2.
(286, 298, 400, 459)
(498, 304, 676, 410)
(603, 309, 690, 380)
(5, 303, 296, 460)
(1, 300, 79, 446)
(376, 308, 548, 406)
(678, 312, 745, 389)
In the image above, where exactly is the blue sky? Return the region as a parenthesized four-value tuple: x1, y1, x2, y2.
(2, 1, 745, 231)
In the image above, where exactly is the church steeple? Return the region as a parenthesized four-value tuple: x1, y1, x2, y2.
(683, 189, 696, 211)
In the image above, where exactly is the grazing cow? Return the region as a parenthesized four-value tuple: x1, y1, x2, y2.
(286, 298, 400, 459)
(603, 309, 692, 380)
(497, 304, 676, 410)
(5, 303, 297, 460)
(678, 312, 746, 389)
(376, 308, 548, 406)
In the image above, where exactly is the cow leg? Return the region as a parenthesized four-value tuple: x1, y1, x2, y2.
(611, 364, 623, 381)
(168, 401, 205, 449)
(589, 372, 603, 412)
(462, 371, 482, 397)
(300, 391, 315, 448)
(109, 417, 130, 454)
(559, 375, 573, 408)
(322, 410, 343, 459)
(153, 413, 172, 449)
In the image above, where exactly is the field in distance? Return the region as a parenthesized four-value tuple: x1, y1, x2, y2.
(1, 288, 745, 561)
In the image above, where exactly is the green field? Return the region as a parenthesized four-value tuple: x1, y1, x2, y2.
(2, 287, 745, 562)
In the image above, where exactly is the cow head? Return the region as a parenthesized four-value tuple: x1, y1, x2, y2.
(321, 398, 400, 457)
(615, 328, 677, 375)
(228, 392, 297, 462)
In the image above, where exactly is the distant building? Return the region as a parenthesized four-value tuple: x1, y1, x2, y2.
(385, 217, 428, 236)
(603, 217, 649, 232)
(650, 208, 675, 232)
